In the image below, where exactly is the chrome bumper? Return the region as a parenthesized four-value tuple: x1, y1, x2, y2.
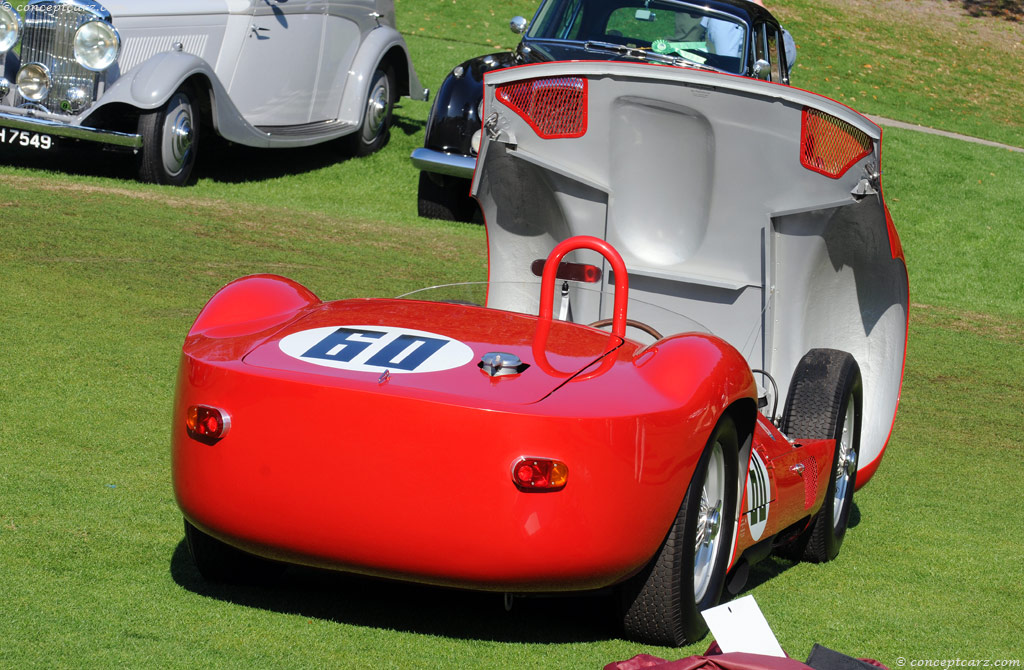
(410, 147, 477, 179)
(0, 111, 143, 149)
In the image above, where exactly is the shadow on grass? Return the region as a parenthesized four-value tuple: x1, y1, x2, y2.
(168, 503, 862, 643)
(169, 540, 618, 644)
(734, 501, 862, 596)
(1, 108, 426, 185)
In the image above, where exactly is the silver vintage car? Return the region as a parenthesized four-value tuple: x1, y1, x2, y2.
(0, 0, 428, 184)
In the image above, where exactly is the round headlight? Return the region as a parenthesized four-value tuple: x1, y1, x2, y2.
(16, 63, 50, 101)
(74, 20, 120, 71)
(0, 3, 21, 53)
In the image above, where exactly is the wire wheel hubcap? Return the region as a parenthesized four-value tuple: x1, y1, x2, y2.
(694, 440, 725, 602)
(162, 93, 194, 177)
(833, 396, 856, 527)
(362, 76, 390, 142)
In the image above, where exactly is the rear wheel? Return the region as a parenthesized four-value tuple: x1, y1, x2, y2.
(619, 415, 739, 646)
(779, 349, 862, 562)
(184, 519, 284, 584)
(417, 172, 480, 222)
(137, 85, 200, 185)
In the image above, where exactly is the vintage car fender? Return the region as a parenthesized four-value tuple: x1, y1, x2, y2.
(423, 52, 519, 160)
(336, 25, 430, 128)
(86, 51, 276, 148)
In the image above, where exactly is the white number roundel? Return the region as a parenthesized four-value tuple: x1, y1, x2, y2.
(279, 325, 474, 374)
(745, 451, 771, 541)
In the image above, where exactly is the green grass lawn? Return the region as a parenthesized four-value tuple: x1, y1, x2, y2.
(2, 0, 1023, 667)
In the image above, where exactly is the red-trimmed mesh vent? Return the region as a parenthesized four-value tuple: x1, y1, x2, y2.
(496, 76, 588, 139)
(802, 457, 818, 509)
(800, 108, 872, 178)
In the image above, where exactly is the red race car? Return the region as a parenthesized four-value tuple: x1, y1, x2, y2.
(173, 61, 908, 647)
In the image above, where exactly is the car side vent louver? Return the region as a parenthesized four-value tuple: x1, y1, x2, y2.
(802, 457, 818, 509)
(800, 108, 872, 179)
(496, 76, 588, 139)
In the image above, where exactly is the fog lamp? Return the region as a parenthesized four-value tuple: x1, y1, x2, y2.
(186, 405, 231, 443)
(512, 458, 568, 491)
(74, 20, 120, 71)
(16, 63, 50, 101)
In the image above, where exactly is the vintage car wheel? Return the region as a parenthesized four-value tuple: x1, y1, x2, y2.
(417, 172, 480, 222)
(346, 67, 395, 157)
(137, 86, 200, 186)
(619, 415, 739, 646)
(779, 349, 862, 563)
(184, 519, 283, 583)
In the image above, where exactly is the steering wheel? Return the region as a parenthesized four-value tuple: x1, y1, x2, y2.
(588, 318, 663, 341)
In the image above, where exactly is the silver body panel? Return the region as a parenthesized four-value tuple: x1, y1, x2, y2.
(474, 61, 908, 476)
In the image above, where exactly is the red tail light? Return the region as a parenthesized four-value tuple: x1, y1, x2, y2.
(800, 108, 872, 179)
(496, 76, 587, 139)
(530, 259, 602, 283)
(186, 405, 230, 443)
(512, 458, 569, 492)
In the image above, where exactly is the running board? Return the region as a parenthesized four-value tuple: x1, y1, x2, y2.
(255, 120, 354, 138)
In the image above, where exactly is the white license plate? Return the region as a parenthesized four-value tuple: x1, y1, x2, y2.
(0, 127, 54, 150)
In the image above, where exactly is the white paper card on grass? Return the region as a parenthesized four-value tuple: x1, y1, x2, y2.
(700, 595, 786, 657)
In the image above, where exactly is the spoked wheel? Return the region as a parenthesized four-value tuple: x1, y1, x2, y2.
(184, 519, 284, 584)
(619, 415, 739, 646)
(345, 66, 395, 157)
(778, 348, 862, 563)
(137, 85, 200, 185)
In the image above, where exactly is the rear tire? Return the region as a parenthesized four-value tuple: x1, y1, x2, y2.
(184, 519, 284, 584)
(779, 349, 862, 563)
(619, 415, 739, 646)
(417, 172, 479, 222)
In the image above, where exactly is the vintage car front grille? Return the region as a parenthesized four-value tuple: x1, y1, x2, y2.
(12, 2, 105, 115)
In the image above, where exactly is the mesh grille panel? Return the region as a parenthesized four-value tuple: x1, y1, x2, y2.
(496, 76, 587, 139)
(800, 108, 872, 178)
(14, 2, 101, 115)
(803, 457, 818, 509)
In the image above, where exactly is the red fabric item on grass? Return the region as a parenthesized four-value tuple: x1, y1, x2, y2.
(604, 652, 812, 670)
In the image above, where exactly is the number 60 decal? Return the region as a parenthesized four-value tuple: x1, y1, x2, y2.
(279, 326, 474, 374)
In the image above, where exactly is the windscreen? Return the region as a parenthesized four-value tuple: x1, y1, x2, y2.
(398, 281, 711, 346)
(527, 0, 749, 74)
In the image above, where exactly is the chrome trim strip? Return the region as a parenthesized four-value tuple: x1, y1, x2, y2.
(0, 111, 143, 147)
(410, 147, 476, 179)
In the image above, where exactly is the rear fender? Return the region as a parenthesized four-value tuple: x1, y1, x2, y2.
(337, 27, 427, 127)
(189, 274, 320, 339)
